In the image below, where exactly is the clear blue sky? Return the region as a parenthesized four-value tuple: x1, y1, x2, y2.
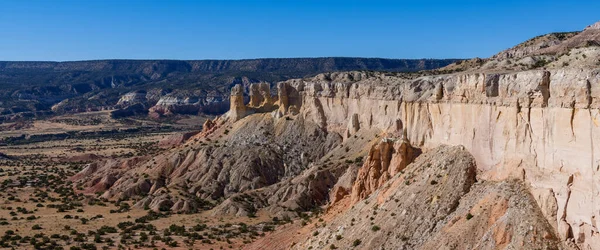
(1, 0, 598, 61)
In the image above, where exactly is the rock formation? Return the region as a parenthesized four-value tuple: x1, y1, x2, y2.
(260, 67, 600, 247)
(276, 81, 301, 117)
(250, 146, 560, 250)
(0, 58, 455, 121)
(345, 113, 360, 138)
(148, 94, 229, 117)
(116, 91, 147, 107)
(70, 21, 600, 249)
(72, 112, 343, 216)
(248, 82, 273, 109)
(157, 130, 200, 148)
(74, 65, 600, 248)
(350, 137, 420, 203)
(227, 84, 248, 121)
(227, 83, 279, 121)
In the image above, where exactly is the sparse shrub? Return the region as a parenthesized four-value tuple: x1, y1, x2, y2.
(466, 213, 474, 220)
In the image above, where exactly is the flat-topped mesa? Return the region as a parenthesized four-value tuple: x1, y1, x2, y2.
(293, 68, 600, 108)
(227, 68, 600, 136)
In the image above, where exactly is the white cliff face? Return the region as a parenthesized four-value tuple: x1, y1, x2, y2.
(148, 94, 228, 116)
(154, 96, 199, 106)
(274, 69, 600, 248)
(116, 92, 147, 106)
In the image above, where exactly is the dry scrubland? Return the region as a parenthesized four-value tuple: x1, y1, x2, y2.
(0, 112, 285, 249)
(1, 21, 600, 250)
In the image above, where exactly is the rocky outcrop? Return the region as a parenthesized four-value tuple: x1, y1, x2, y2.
(148, 95, 229, 117)
(248, 82, 273, 110)
(0, 58, 457, 119)
(259, 67, 600, 248)
(116, 91, 147, 107)
(73, 112, 342, 215)
(344, 113, 360, 138)
(73, 65, 600, 248)
(586, 21, 600, 31)
(537, 24, 600, 55)
(157, 131, 200, 148)
(149, 96, 197, 115)
(227, 84, 249, 121)
(201, 119, 215, 133)
(492, 32, 579, 60)
(328, 164, 360, 205)
(227, 83, 278, 121)
(67, 21, 600, 249)
(350, 137, 420, 203)
(70, 157, 150, 198)
(293, 146, 560, 250)
(51, 99, 70, 112)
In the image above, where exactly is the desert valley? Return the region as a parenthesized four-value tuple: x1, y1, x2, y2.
(1, 10, 600, 250)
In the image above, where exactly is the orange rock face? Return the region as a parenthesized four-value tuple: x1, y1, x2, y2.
(350, 138, 420, 204)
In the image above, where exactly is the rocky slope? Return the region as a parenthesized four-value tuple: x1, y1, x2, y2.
(71, 21, 600, 249)
(441, 21, 600, 73)
(265, 66, 600, 248)
(73, 65, 600, 248)
(293, 146, 560, 250)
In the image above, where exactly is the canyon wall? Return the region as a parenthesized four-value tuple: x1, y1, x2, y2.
(274, 69, 600, 247)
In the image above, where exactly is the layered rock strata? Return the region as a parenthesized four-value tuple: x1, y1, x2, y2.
(294, 146, 560, 250)
(350, 137, 420, 203)
(227, 83, 278, 121)
(272, 69, 600, 248)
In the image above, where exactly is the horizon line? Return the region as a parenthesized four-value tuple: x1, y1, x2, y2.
(0, 56, 467, 63)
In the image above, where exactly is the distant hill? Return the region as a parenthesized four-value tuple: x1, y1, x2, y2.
(0, 58, 459, 121)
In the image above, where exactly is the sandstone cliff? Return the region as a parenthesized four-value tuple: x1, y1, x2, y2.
(0, 58, 458, 120)
(293, 146, 560, 250)
(70, 21, 600, 249)
(268, 67, 600, 248)
(350, 137, 420, 204)
(73, 66, 600, 248)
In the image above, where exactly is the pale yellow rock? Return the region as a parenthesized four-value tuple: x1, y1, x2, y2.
(227, 84, 247, 121)
(266, 68, 600, 248)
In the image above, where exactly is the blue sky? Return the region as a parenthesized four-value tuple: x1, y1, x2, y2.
(0, 0, 598, 61)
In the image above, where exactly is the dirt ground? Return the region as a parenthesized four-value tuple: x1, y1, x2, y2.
(0, 112, 282, 249)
